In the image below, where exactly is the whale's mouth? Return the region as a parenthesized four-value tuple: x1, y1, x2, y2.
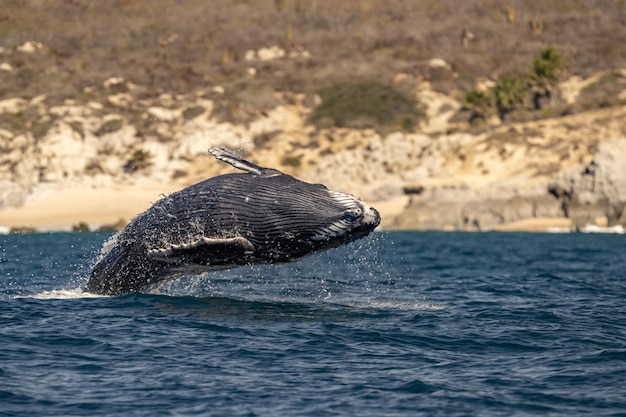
(361, 203, 381, 227)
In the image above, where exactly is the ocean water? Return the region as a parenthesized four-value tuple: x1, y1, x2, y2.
(1, 231, 625, 417)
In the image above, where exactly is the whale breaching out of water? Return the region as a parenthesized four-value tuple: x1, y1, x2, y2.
(85, 147, 381, 295)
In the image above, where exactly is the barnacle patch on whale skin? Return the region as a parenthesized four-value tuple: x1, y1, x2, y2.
(147, 236, 255, 263)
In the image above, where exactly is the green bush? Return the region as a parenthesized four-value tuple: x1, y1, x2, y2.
(493, 75, 527, 120)
(281, 155, 302, 167)
(530, 47, 563, 85)
(463, 89, 492, 123)
(464, 89, 491, 108)
(124, 149, 153, 172)
(308, 82, 421, 133)
(462, 47, 566, 122)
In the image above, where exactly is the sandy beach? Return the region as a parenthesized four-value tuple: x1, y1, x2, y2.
(0, 184, 576, 233)
(0, 184, 175, 232)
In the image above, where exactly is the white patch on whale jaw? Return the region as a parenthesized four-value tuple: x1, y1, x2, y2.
(328, 190, 361, 209)
(311, 218, 353, 241)
(328, 191, 380, 226)
(147, 236, 255, 262)
(311, 191, 380, 242)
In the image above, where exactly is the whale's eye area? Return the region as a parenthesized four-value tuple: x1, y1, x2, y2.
(343, 207, 363, 222)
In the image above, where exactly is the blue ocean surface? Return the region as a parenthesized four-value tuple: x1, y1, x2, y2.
(1, 231, 625, 416)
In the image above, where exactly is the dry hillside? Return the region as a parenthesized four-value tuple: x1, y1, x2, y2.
(1, 0, 625, 103)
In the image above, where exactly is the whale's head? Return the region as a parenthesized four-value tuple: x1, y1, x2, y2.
(314, 189, 381, 244)
(230, 174, 380, 261)
(206, 148, 381, 262)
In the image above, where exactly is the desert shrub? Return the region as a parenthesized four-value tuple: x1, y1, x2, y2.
(68, 121, 85, 138)
(0, 112, 56, 139)
(281, 155, 302, 167)
(0, 112, 27, 132)
(84, 158, 104, 175)
(124, 149, 152, 172)
(463, 89, 492, 124)
(95, 119, 124, 136)
(31, 118, 56, 140)
(182, 105, 206, 120)
(464, 89, 492, 108)
(308, 82, 421, 133)
(493, 75, 527, 120)
(253, 130, 280, 148)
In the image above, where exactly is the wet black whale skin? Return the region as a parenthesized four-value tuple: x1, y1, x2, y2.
(86, 151, 380, 295)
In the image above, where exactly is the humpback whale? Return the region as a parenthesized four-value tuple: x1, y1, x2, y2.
(85, 148, 380, 295)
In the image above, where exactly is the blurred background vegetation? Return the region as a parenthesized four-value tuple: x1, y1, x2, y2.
(0, 0, 625, 130)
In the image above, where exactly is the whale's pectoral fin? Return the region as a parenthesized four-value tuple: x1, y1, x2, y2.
(147, 236, 256, 266)
(208, 147, 281, 177)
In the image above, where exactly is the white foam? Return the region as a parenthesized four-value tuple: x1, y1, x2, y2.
(369, 300, 445, 311)
(26, 288, 109, 299)
(333, 299, 445, 311)
(96, 229, 126, 260)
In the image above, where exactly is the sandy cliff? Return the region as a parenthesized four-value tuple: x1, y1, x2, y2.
(1, 75, 625, 233)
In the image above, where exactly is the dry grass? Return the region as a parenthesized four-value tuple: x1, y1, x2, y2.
(0, 0, 625, 113)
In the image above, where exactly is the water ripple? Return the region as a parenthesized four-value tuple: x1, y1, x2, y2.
(1, 232, 625, 416)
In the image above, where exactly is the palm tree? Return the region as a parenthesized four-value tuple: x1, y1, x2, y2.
(529, 47, 564, 109)
(493, 75, 526, 121)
